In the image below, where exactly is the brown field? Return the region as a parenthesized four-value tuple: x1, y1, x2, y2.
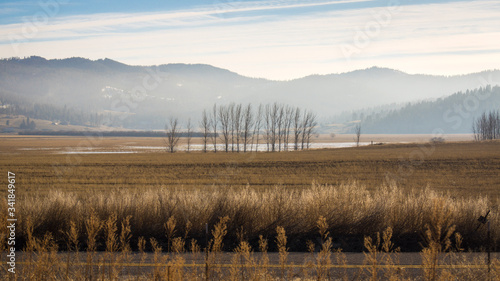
(0, 134, 498, 197)
(1, 135, 500, 280)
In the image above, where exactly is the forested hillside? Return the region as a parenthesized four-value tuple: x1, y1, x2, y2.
(361, 86, 500, 134)
(0, 93, 105, 127)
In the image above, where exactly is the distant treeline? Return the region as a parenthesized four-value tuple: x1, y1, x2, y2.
(0, 92, 106, 127)
(18, 130, 207, 137)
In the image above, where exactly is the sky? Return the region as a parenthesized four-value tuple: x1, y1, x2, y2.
(0, 0, 499, 80)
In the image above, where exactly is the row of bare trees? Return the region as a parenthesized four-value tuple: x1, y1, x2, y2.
(202, 103, 317, 153)
(473, 110, 500, 141)
(166, 102, 317, 153)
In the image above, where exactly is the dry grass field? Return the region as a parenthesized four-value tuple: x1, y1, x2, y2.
(0, 135, 498, 196)
(1, 135, 500, 280)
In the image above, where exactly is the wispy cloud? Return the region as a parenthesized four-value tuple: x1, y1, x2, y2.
(204, 0, 375, 15)
(0, 0, 375, 37)
(0, 0, 498, 79)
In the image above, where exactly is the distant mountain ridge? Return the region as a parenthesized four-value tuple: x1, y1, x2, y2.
(1, 56, 499, 130)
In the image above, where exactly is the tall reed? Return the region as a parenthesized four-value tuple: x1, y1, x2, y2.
(16, 182, 495, 252)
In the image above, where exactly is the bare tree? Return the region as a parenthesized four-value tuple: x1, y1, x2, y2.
(300, 112, 308, 150)
(473, 113, 487, 141)
(200, 109, 210, 153)
(186, 118, 193, 153)
(165, 117, 180, 153)
(218, 105, 231, 152)
(263, 103, 279, 152)
(252, 104, 263, 152)
(242, 103, 254, 153)
(263, 104, 271, 151)
(293, 107, 302, 151)
(264, 104, 271, 152)
(228, 103, 236, 152)
(473, 110, 500, 141)
(472, 118, 479, 141)
(283, 105, 293, 151)
(492, 110, 500, 139)
(301, 110, 317, 149)
(211, 104, 218, 153)
(277, 104, 285, 151)
(269, 103, 279, 152)
(354, 123, 362, 147)
(234, 103, 243, 152)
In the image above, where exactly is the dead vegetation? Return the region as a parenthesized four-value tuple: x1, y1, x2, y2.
(1, 138, 500, 197)
(1, 198, 500, 280)
(1, 138, 500, 279)
(3, 182, 499, 253)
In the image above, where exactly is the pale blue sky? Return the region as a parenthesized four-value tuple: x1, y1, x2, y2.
(0, 0, 498, 79)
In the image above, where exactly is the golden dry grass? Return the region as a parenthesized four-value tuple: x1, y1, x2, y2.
(6, 181, 496, 251)
(1, 203, 499, 280)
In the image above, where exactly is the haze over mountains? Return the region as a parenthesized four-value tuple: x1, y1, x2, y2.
(1, 56, 499, 133)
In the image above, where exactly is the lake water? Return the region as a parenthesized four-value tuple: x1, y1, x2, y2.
(52, 142, 372, 154)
